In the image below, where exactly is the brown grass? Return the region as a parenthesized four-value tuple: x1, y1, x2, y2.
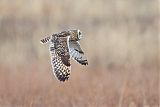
(0, 64, 158, 107)
(0, 0, 159, 107)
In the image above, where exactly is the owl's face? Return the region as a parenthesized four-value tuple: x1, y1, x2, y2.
(77, 29, 82, 40)
(69, 29, 83, 41)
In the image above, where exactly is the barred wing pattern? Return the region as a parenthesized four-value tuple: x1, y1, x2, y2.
(49, 36, 71, 81)
(40, 36, 50, 44)
(69, 41, 88, 65)
(41, 29, 88, 82)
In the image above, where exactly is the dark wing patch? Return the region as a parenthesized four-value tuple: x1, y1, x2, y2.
(61, 55, 70, 66)
(53, 36, 71, 66)
(74, 49, 84, 54)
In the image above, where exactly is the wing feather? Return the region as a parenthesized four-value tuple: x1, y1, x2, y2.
(49, 36, 71, 82)
(69, 41, 88, 65)
(40, 36, 51, 44)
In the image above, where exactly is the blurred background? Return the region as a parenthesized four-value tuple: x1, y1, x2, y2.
(0, 0, 159, 107)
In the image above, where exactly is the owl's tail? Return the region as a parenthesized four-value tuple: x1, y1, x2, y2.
(40, 36, 51, 44)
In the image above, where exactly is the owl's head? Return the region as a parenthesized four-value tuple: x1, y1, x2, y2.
(69, 29, 83, 41)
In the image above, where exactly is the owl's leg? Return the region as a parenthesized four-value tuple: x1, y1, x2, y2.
(40, 36, 51, 44)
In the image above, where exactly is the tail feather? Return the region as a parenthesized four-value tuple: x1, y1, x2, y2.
(40, 36, 51, 44)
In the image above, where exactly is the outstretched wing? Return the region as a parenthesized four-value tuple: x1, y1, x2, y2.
(69, 41, 88, 65)
(49, 36, 71, 82)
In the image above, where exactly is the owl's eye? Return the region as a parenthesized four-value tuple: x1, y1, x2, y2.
(77, 30, 82, 40)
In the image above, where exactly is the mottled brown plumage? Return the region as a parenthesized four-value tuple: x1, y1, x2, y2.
(40, 29, 88, 82)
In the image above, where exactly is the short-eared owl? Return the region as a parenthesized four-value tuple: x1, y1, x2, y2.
(40, 29, 88, 82)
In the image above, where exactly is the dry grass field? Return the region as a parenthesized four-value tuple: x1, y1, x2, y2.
(0, 0, 159, 107)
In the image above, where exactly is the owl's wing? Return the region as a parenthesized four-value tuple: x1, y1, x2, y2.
(49, 36, 71, 82)
(40, 36, 51, 44)
(69, 41, 88, 65)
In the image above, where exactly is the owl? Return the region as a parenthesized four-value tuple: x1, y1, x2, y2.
(40, 29, 88, 82)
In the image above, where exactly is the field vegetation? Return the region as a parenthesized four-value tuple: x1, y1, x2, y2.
(0, 0, 159, 107)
